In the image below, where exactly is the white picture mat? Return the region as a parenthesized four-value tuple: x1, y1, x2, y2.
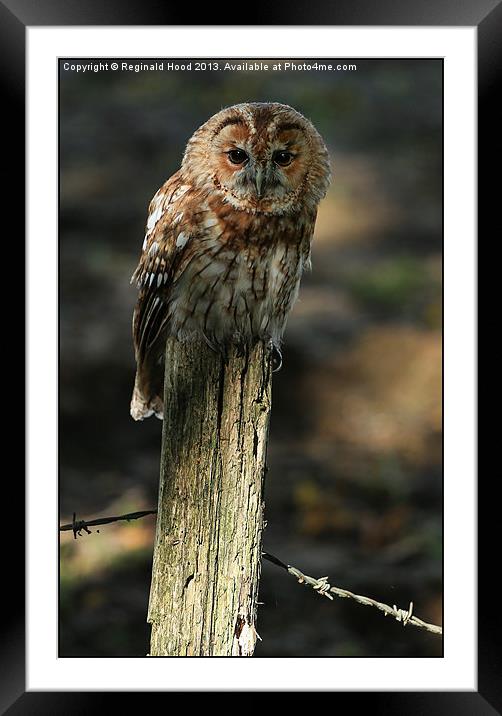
(27, 26, 476, 691)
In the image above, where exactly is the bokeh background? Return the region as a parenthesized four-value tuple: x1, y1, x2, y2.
(59, 58, 442, 657)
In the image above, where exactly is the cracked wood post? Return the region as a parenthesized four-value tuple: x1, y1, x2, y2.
(147, 337, 272, 656)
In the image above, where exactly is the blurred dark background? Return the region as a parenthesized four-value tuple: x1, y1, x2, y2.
(59, 58, 442, 657)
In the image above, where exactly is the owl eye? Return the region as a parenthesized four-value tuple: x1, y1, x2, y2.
(226, 149, 249, 165)
(273, 150, 294, 167)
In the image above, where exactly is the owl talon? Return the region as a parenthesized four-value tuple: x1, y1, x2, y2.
(271, 346, 283, 373)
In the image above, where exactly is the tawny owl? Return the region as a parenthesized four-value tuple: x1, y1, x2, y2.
(130, 102, 331, 420)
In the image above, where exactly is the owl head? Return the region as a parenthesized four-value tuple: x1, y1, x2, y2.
(181, 102, 331, 214)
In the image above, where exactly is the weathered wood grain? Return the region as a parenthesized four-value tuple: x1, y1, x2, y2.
(148, 338, 272, 656)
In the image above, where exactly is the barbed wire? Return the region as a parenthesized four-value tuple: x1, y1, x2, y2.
(59, 510, 157, 538)
(261, 552, 442, 636)
(60, 509, 442, 637)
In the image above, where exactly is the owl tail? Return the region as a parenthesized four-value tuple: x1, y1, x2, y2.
(130, 365, 164, 421)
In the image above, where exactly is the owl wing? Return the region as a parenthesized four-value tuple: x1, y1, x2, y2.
(130, 171, 199, 418)
(132, 172, 192, 356)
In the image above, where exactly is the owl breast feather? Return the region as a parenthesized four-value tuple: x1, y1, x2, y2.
(164, 208, 314, 351)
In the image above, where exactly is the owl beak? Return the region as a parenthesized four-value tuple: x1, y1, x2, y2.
(254, 167, 264, 198)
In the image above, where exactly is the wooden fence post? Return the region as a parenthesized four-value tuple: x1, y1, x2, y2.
(147, 337, 272, 656)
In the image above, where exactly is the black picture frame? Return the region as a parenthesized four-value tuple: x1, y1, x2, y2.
(5, 0, 489, 711)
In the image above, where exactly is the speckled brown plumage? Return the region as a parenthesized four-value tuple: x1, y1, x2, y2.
(130, 102, 331, 420)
